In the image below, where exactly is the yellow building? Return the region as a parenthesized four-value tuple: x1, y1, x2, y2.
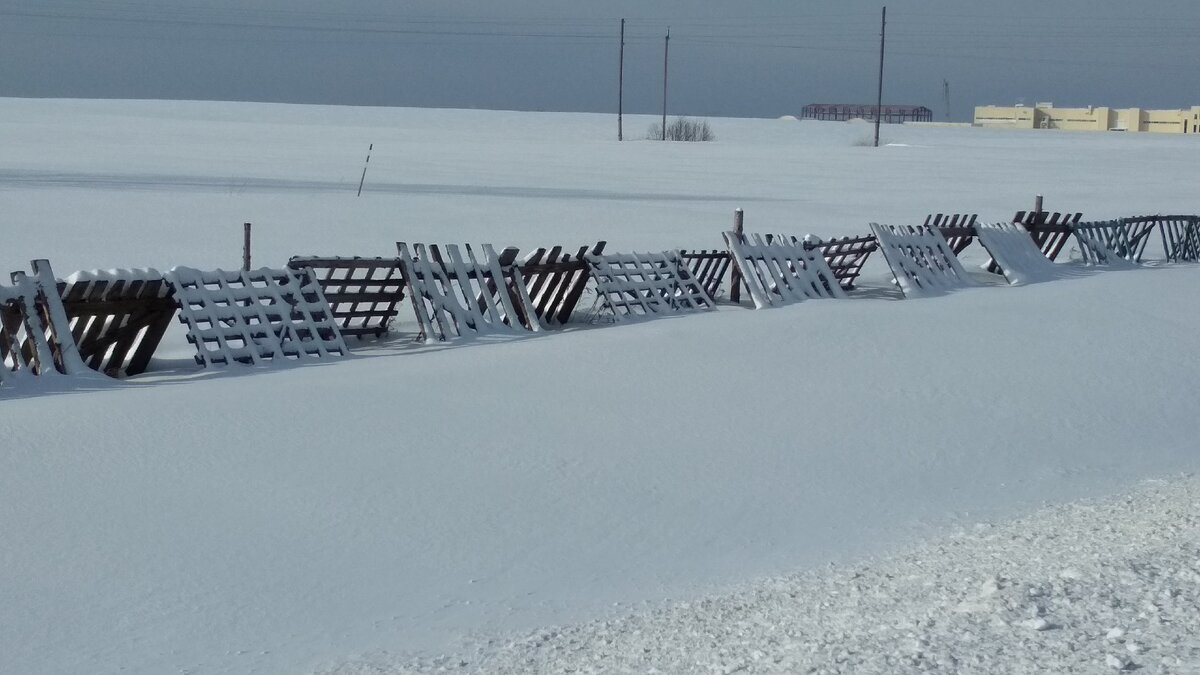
(974, 103, 1200, 134)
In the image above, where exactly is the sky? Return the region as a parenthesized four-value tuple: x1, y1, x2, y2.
(1, 0, 1197, 121)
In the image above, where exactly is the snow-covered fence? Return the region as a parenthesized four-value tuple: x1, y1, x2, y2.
(975, 222, 1076, 285)
(585, 251, 714, 320)
(167, 267, 347, 366)
(923, 213, 978, 255)
(1155, 215, 1200, 262)
(286, 257, 407, 339)
(678, 249, 732, 300)
(58, 269, 177, 377)
(0, 260, 87, 386)
(870, 223, 980, 298)
(519, 242, 606, 326)
(786, 234, 877, 291)
(1070, 222, 1139, 268)
(723, 232, 844, 309)
(398, 243, 540, 340)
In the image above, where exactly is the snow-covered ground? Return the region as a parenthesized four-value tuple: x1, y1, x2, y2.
(1, 99, 1199, 675)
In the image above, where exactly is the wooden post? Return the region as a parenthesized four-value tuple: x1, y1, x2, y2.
(729, 208, 744, 303)
(1034, 194, 1044, 221)
(243, 222, 252, 271)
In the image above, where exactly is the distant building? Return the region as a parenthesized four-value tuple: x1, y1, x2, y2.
(801, 104, 932, 123)
(974, 102, 1200, 134)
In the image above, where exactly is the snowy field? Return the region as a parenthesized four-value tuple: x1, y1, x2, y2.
(1, 98, 1199, 675)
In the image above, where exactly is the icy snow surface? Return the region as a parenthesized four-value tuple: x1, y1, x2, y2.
(1, 99, 1199, 675)
(341, 475, 1200, 674)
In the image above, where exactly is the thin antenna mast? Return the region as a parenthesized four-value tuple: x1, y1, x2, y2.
(618, 18, 625, 141)
(874, 6, 886, 148)
(662, 27, 670, 141)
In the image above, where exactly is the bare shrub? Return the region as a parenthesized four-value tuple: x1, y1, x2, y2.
(646, 117, 716, 142)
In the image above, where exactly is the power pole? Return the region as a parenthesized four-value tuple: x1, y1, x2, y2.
(662, 27, 670, 141)
(874, 6, 886, 148)
(943, 79, 951, 122)
(618, 18, 625, 141)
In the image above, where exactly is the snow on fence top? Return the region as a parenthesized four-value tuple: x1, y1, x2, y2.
(167, 266, 347, 367)
(723, 232, 845, 309)
(58, 268, 178, 377)
(398, 242, 541, 341)
(585, 251, 715, 321)
(870, 223, 980, 298)
(973, 222, 1072, 286)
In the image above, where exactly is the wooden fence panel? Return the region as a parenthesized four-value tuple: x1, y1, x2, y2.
(1071, 222, 1139, 268)
(585, 251, 714, 321)
(809, 234, 878, 290)
(1014, 210, 1083, 262)
(57, 269, 177, 376)
(924, 213, 978, 255)
(519, 241, 606, 325)
(167, 267, 347, 367)
(723, 232, 845, 309)
(398, 243, 540, 340)
(870, 223, 980, 298)
(678, 249, 732, 300)
(1154, 215, 1200, 262)
(286, 257, 406, 339)
(1, 260, 87, 387)
(974, 222, 1068, 285)
(1073, 218, 1156, 262)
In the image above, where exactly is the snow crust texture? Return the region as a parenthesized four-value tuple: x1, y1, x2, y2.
(353, 475, 1200, 675)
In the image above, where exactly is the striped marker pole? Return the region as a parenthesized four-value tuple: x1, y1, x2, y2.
(357, 143, 373, 197)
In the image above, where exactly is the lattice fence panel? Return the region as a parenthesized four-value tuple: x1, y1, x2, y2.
(585, 251, 714, 321)
(924, 213, 978, 255)
(1155, 215, 1200, 262)
(398, 243, 540, 341)
(1073, 219, 1155, 262)
(1, 260, 87, 387)
(805, 234, 878, 290)
(870, 223, 980, 298)
(287, 256, 406, 339)
(1015, 211, 1083, 262)
(679, 249, 732, 300)
(1071, 222, 1139, 268)
(723, 232, 845, 309)
(519, 242, 606, 325)
(974, 222, 1068, 285)
(58, 269, 177, 376)
(167, 267, 347, 367)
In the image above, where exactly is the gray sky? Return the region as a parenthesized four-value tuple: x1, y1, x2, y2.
(1, 0, 1197, 120)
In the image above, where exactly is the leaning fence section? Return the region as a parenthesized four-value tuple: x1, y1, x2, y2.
(58, 269, 177, 377)
(398, 242, 540, 341)
(871, 223, 979, 298)
(586, 251, 714, 321)
(724, 232, 844, 309)
(1, 260, 87, 387)
(167, 266, 347, 367)
(519, 242, 606, 326)
(287, 256, 407, 339)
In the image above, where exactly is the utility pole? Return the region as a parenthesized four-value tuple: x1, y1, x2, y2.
(662, 27, 670, 141)
(874, 6, 886, 148)
(943, 79, 951, 122)
(618, 18, 625, 141)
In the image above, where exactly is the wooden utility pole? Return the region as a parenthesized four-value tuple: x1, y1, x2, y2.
(661, 27, 670, 141)
(242, 222, 252, 271)
(874, 6, 887, 148)
(618, 18, 625, 141)
(730, 209, 744, 303)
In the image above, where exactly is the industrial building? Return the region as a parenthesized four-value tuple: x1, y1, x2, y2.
(974, 103, 1200, 134)
(802, 104, 933, 123)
